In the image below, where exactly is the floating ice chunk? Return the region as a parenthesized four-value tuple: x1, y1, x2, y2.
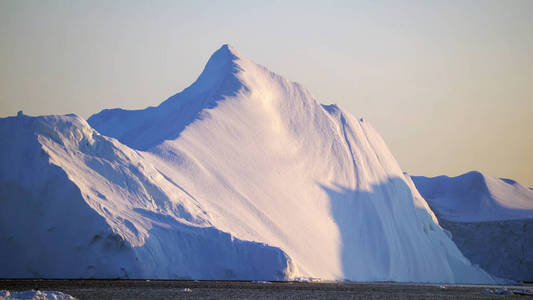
(0, 290, 76, 300)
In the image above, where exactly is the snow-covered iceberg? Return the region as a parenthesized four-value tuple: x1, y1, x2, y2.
(412, 172, 533, 281)
(0, 45, 494, 283)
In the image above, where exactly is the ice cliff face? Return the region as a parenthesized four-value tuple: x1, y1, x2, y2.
(0, 45, 494, 283)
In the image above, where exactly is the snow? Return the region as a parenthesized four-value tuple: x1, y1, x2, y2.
(412, 171, 533, 222)
(0, 290, 75, 300)
(1, 44, 495, 283)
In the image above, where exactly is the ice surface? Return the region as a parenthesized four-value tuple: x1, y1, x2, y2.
(1, 45, 495, 283)
(437, 218, 533, 282)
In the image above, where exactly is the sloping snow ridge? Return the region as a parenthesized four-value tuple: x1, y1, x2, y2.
(412, 172, 533, 281)
(0, 114, 292, 279)
(1, 44, 494, 283)
(412, 171, 533, 222)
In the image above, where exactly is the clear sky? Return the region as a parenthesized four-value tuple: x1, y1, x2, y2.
(1, 0, 532, 185)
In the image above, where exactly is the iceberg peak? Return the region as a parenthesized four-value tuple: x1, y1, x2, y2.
(204, 44, 242, 69)
(188, 44, 245, 91)
(218, 44, 240, 57)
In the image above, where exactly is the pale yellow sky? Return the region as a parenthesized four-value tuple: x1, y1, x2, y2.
(1, 0, 532, 185)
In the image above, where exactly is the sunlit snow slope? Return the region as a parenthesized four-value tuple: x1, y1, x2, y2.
(1, 45, 494, 283)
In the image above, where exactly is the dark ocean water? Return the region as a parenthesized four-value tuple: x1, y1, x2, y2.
(0, 279, 530, 299)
